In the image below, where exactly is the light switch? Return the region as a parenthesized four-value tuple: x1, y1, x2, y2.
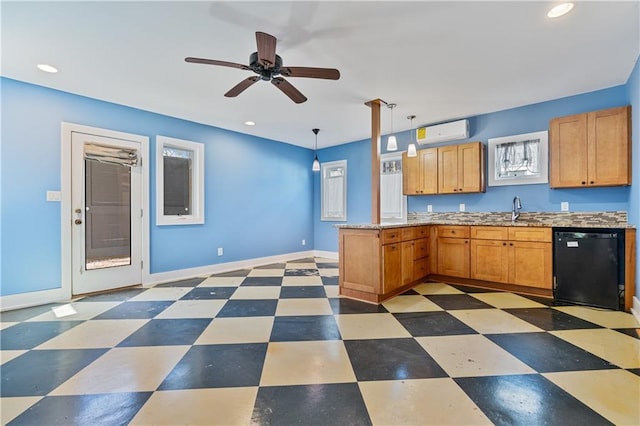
(427, 204, 433, 212)
(459, 203, 466, 212)
(561, 202, 569, 212)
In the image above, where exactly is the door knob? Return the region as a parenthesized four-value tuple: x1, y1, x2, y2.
(74, 219, 82, 225)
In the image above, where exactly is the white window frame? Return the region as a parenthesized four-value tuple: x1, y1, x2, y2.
(156, 135, 205, 225)
(321, 159, 347, 222)
(488, 130, 549, 186)
(380, 152, 407, 224)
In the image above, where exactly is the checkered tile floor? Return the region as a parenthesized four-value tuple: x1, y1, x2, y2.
(1, 257, 639, 425)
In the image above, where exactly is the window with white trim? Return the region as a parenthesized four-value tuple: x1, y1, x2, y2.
(156, 136, 204, 225)
(380, 153, 407, 224)
(321, 160, 347, 221)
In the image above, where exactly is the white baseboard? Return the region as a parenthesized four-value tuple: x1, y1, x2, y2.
(313, 250, 338, 260)
(0, 287, 71, 313)
(631, 296, 640, 324)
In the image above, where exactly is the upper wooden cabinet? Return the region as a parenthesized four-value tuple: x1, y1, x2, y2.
(402, 149, 438, 195)
(550, 106, 631, 188)
(403, 142, 485, 195)
(438, 142, 486, 194)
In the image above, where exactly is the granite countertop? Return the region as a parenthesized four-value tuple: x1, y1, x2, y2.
(336, 211, 634, 230)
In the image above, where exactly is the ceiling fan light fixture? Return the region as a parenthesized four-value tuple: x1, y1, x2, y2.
(312, 128, 321, 172)
(547, 2, 574, 18)
(386, 103, 398, 152)
(407, 114, 417, 157)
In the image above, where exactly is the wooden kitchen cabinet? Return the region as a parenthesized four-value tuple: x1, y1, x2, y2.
(550, 105, 631, 188)
(436, 226, 470, 278)
(438, 142, 486, 194)
(402, 149, 438, 195)
(382, 242, 402, 293)
(470, 226, 552, 289)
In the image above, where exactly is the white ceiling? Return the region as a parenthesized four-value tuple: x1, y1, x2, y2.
(2, 1, 639, 149)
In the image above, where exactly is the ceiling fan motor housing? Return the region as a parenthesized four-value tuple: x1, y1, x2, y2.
(249, 52, 282, 80)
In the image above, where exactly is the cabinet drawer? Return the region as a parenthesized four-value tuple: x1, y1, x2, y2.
(401, 227, 416, 241)
(381, 229, 402, 244)
(470, 226, 508, 240)
(414, 226, 430, 239)
(438, 226, 470, 238)
(508, 227, 551, 242)
(414, 238, 429, 260)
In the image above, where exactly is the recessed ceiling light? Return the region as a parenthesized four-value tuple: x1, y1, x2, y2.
(244, 121, 255, 126)
(36, 64, 58, 73)
(547, 2, 574, 18)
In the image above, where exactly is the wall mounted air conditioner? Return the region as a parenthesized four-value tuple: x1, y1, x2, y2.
(416, 119, 469, 145)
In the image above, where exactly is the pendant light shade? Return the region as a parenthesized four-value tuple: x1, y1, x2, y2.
(407, 115, 417, 157)
(312, 128, 320, 171)
(386, 103, 398, 151)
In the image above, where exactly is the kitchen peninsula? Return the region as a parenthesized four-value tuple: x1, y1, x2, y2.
(337, 211, 636, 311)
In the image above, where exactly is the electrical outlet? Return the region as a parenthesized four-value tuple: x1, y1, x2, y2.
(217, 247, 223, 256)
(302, 239, 306, 246)
(459, 203, 466, 212)
(561, 202, 569, 212)
(427, 204, 433, 212)
(46, 190, 61, 202)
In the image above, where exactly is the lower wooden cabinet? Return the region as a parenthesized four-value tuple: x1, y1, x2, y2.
(436, 226, 470, 278)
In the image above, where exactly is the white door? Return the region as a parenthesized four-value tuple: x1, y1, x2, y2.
(71, 131, 143, 295)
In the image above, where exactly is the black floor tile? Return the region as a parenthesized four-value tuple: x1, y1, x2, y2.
(329, 298, 388, 314)
(180, 287, 236, 300)
(284, 269, 319, 276)
(504, 308, 602, 331)
(321, 276, 339, 286)
(159, 343, 267, 389)
(240, 277, 284, 286)
(210, 269, 250, 277)
(345, 338, 448, 381)
(628, 368, 640, 377)
(8, 392, 152, 426)
(252, 383, 371, 426)
(0, 304, 61, 322)
(117, 319, 211, 347)
(93, 301, 174, 319)
(216, 299, 278, 317)
(255, 263, 286, 269)
(154, 277, 205, 288)
(455, 374, 613, 426)
(426, 294, 493, 310)
(615, 328, 640, 340)
(316, 262, 339, 269)
(279, 286, 327, 299)
(0, 349, 107, 397)
(486, 332, 618, 372)
(400, 289, 420, 296)
(448, 284, 495, 293)
(78, 287, 146, 302)
(0, 321, 83, 350)
(393, 311, 478, 337)
(270, 315, 341, 342)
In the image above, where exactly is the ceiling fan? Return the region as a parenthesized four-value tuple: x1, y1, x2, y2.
(185, 31, 340, 104)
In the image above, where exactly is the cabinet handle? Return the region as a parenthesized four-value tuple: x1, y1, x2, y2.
(453, 188, 458, 192)
(465, 240, 468, 244)
(582, 181, 586, 185)
(590, 181, 594, 184)
(503, 242, 507, 246)
(459, 188, 463, 191)
(509, 243, 513, 246)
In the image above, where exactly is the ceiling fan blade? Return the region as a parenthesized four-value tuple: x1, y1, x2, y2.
(280, 67, 340, 80)
(225, 76, 260, 97)
(185, 57, 250, 71)
(256, 31, 277, 67)
(271, 77, 307, 104)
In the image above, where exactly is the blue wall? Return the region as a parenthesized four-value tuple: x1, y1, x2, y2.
(1, 78, 314, 296)
(314, 84, 633, 252)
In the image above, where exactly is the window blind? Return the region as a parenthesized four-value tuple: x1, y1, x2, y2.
(85, 143, 138, 167)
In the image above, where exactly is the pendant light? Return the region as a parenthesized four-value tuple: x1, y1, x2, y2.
(407, 115, 417, 157)
(386, 103, 398, 151)
(312, 128, 320, 171)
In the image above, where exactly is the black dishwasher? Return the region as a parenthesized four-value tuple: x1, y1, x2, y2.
(553, 229, 624, 310)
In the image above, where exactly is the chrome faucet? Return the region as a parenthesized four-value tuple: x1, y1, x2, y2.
(512, 196, 522, 222)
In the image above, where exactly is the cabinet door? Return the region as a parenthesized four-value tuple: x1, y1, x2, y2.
(414, 238, 429, 260)
(588, 106, 631, 187)
(458, 142, 484, 193)
(549, 113, 588, 188)
(437, 237, 470, 278)
(420, 148, 439, 194)
(402, 152, 421, 195)
(470, 239, 509, 283)
(401, 241, 415, 285)
(382, 243, 402, 293)
(438, 145, 459, 194)
(508, 241, 552, 289)
(413, 258, 429, 281)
